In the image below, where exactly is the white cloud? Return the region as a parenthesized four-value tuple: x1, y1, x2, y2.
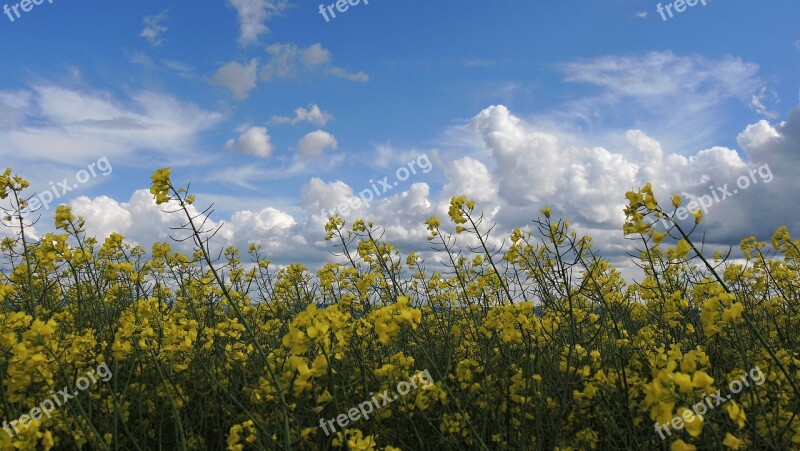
(269, 104, 333, 127)
(211, 59, 259, 99)
(737, 120, 781, 153)
(129, 51, 154, 67)
(204, 165, 270, 190)
(259, 43, 367, 82)
(467, 104, 800, 248)
(560, 52, 758, 99)
(635, 11, 648, 19)
(49, 103, 800, 281)
(0, 90, 32, 128)
(69, 190, 309, 264)
(0, 85, 222, 166)
(301, 177, 356, 213)
(226, 126, 273, 158)
(468, 106, 686, 225)
(749, 87, 779, 119)
(554, 51, 762, 149)
(141, 10, 169, 46)
(164, 60, 194, 77)
(370, 144, 439, 170)
(297, 130, 338, 158)
(302, 43, 331, 66)
(19, 65, 800, 284)
(328, 67, 369, 82)
(70, 195, 134, 240)
(228, 0, 288, 46)
(441, 157, 497, 202)
(228, 207, 296, 234)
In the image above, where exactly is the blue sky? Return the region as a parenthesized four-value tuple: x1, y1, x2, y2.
(1, 0, 799, 273)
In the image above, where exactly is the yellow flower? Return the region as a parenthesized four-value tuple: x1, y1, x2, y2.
(42, 431, 55, 450)
(722, 433, 742, 449)
(726, 401, 746, 429)
(150, 167, 173, 204)
(673, 373, 693, 393)
(675, 240, 692, 259)
(54, 205, 76, 230)
(691, 209, 703, 224)
(680, 408, 703, 437)
(692, 371, 714, 391)
(722, 302, 744, 321)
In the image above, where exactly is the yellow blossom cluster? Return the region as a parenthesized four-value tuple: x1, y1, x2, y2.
(0, 170, 797, 450)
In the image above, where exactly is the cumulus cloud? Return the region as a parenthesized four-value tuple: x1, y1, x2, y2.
(259, 43, 367, 82)
(211, 59, 259, 99)
(71, 191, 193, 246)
(730, 109, 800, 235)
(69, 190, 312, 264)
(301, 177, 358, 216)
(225, 126, 273, 158)
(737, 120, 781, 152)
(302, 43, 331, 66)
(26, 91, 800, 280)
(228, 0, 288, 46)
(468, 106, 665, 224)
(299, 176, 434, 245)
(296, 130, 338, 158)
(141, 10, 169, 46)
(224, 207, 297, 244)
(441, 157, 497, 203)
(70, 195, 135, 240)
(467, 104, 800, 248)
(269, 104, 333, 127)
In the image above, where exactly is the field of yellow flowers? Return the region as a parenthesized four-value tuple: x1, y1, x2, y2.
(1, 167, 799, 450)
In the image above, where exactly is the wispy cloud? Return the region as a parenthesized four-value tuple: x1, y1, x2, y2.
(141, 10, 169, 46)
(228, 0, 289, 46)
(0, 85, 222, 165)
(553, 51, 762, 149)
(260, 43, 368, 83)
(269, 104, 334, 127)
(750, 87, 780, 119)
